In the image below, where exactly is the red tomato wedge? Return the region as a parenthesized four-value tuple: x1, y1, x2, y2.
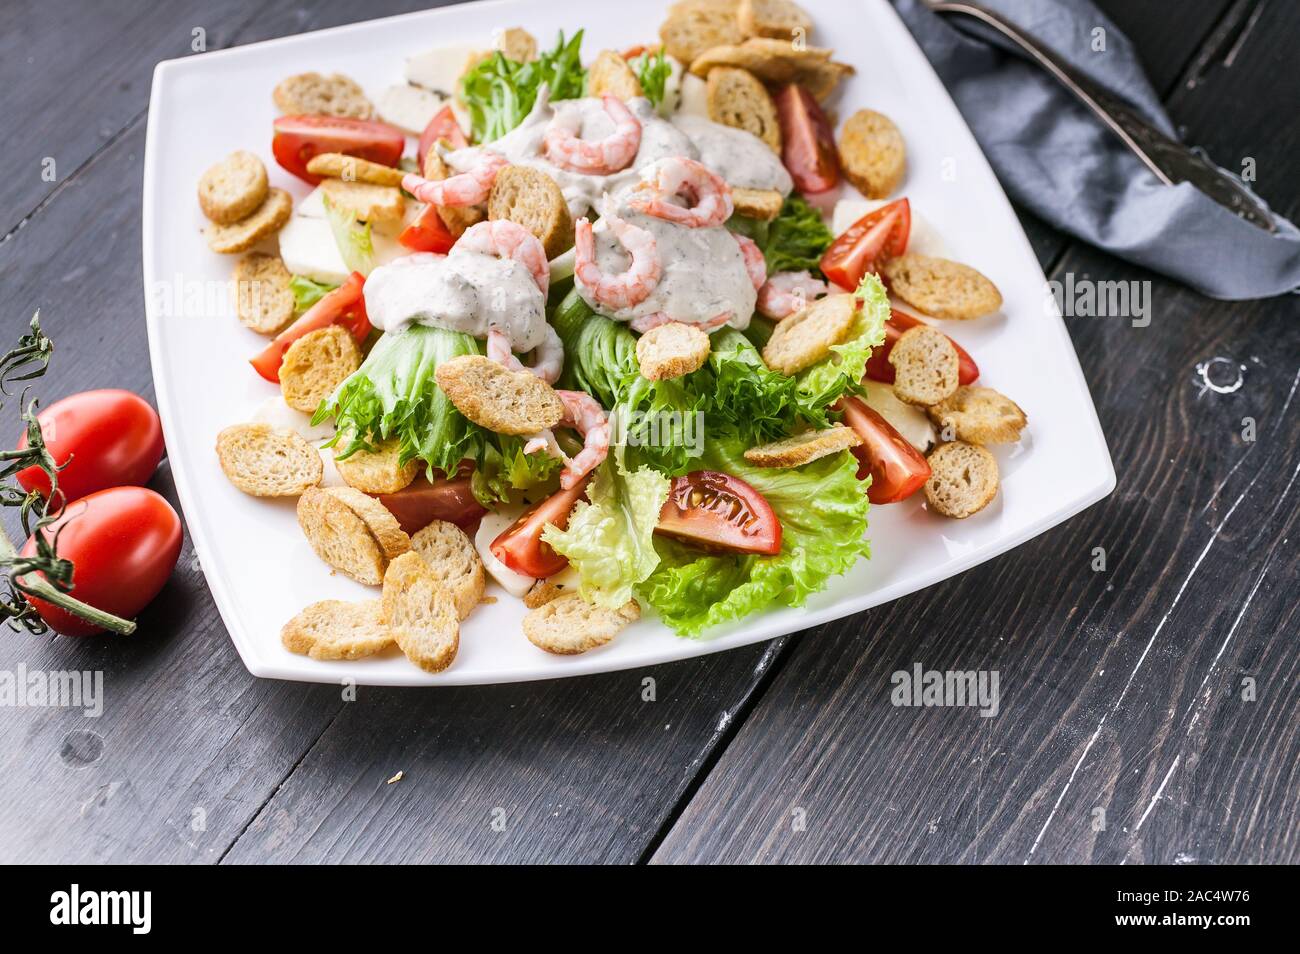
(377, 470, 485, 535)
(821, 198, 911, 291)
(491, 478, 590, 578)
(416, 105, 469, 172)
(837, 396, 931, 504)
(774, 83, 839, 195)
(656, 471, 782, 556)
(16, 390, 164, 504)
(272, 115, 406, 185)
(864, 309, 980, 386)
(250, 272, 370, 383)
(399, 202, 457, 253)
(21, 486, 183, 636)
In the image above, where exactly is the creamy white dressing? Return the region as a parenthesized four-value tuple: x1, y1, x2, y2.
(363, 249, 548, 352)
(670, 115, 792, 194)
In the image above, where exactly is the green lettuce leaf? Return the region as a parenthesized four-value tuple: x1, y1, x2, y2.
(793, 272, 889, 410)
(460, 31, 587, 143)
(289, 275, 338, 313)
(729, 195, 834, 276)
(471, 434, 563, 506)
(627, 47, 672, 112)
(639, 435, 871, 637)
(322, 195, 374, 276)
(542, 444, 670, 608)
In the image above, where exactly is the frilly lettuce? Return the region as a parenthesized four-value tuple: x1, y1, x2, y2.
(793, 272, 890, 410)
(728, 195, 834, 276)
(322, 195, 375, 276)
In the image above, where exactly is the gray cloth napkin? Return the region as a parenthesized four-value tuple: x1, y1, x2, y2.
(892, 0, 1300, 300)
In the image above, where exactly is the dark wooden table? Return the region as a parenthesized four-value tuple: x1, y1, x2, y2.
(0, 0, 1295, 865)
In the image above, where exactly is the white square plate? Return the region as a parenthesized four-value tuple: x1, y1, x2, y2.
(143, 0, 1114, 685)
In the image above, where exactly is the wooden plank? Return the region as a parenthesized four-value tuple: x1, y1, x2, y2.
(651, 0, 1300, 864)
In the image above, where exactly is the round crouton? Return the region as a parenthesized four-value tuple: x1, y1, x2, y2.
(279, 325, 363, 414)
(660, 1, 746, 65)
(434, 355, 564, 435)
(707, 66, 782, 152)
(588, 49, 644, 100)
(324, 486, 411, 562)
(297, 485, 409, 586)
(743, 425, 861, 467)
(319, 178, 405, 231)
(411, 520, 485, 620)
(881, 254, 1003, 320)
(888, 326, 960, 406)
(924, 441, 999, 519)
(688, 38, 854, 100)
(231, 252, 295, 335)
(738, 0, 814, 39)
(381, 552, 460, 673)
(216, 422, 322, 497)
(761, 293, 856, 375)
(839, 109, 906, 199)
(927, 386, 1027, 445)
(494, 26, 538, 63)
(731, 187, 784, 221)
(637, 322, 712, 381)
(487, 165, 574, 259)
(335, 437, 418, 495)
(198, 150, 268, 225)
(273, 72, 374, 118)
(205, 188, 292, 254)
(281, 599, 392, 660)
(306, 152, 406, 187)
(523, 593, 641, 655)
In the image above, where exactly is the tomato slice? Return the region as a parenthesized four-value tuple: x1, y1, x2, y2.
(774, 83, 839, 195)
(864, 309, 979, 386)
(491, 478, 589, 578)
(250, 272, 370, 383)
(398, 202, 457, 253)
(416, 105, 469, 174)
(820, 198, 911, 291)
(377, 470, 485, 535)
(272, 115, 406, 185)
(656, 471, 782, 556)
(837, 396, 931, 504)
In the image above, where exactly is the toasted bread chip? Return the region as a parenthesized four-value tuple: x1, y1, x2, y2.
(232, 252, 295, 335)
(297, 487, 388, 584)
(744, 425, 861, 467)
(889, 326, 960, 406)
(319, 178, 405, 231)
(924, 441, 999, 519)
(325, 486, 411, 562)
(279, 325, 363, 414)
(636, 322, 711, 381)
(435, 355, 564, 435)
(282, 599, 393, 660)
(927, 386, 1027, 445)
(496, 26, 538, 62)
(423, 147, 486, 236)
(410, 520, 485, 620)
(198, 150, 269, 225)
(689, 39, 854, 100)
(881, 254, 1002, 320)
(273, 72, 373, 118)
(523, 579, 567, 609)
(523, 593, 640, 655)
(762, 293, 856, 375)
(588, 49, 644, 100)
(216, 423, 322, 497)
(381, 552, 460, 673)
(306, 152, 405, 187)
(707, 66, 782, 152)
(839, 109, 906, 199)
(487, 165, 574, 259)
(335, 437, 418, 495)
(205, 188, 292, 254)
(731, 186, 784, 221)
(660, 1, 746, 65)
(738, 0, 813, 39)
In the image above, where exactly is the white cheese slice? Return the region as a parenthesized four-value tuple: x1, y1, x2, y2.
(677, 71, 709, 118)
(378, 84, 447, 134)
(474, 507, 535, 598)
(405, 44, 478, 96)
(861, 380, 936, 452)
(251, 396, 336, 444)
(278, 215, 350, 285)
(296, 185, 327, 219)
(830, 198, 950, 259)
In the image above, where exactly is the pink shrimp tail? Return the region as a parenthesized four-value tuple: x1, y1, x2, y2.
(555, 389, 610, 489)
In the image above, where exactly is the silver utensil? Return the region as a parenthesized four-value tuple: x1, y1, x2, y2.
(926, 0, 1275, 231)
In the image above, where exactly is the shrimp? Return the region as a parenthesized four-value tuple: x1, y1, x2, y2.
(555, 390, 610, 489)
(544, 95, 642, 175)
(628, 157, 734, 229)
(574, 211, 662, 311)
(486, 324, 563, 385)
(401, 150, 508, 207)
(454, 220, 550, 293)
(733, 233, 767, 291)
(629, 311, 733, 334)
(757, 270, 830, 320)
